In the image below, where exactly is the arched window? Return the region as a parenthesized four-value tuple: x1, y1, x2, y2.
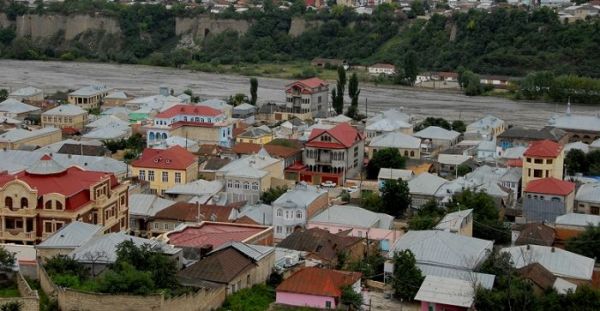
(296, 211, 302, 219)
(5, 197, 12, 209)
(404, 151, 409, 156)
(277, 209, 283, 217)
(56, 201, 63, 210)
(20, 198, 28, 208)
(161, 133, 167, 140)
(234, 181, 240, 189)
(243, 182, 250, 190)
(410, 151, 415, 157)
(149, 132, 155, 141)
(252, 182, 259, 191)
(45, 201, 52, 209)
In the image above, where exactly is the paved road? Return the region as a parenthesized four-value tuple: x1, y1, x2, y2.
(1, 60, 598, 127)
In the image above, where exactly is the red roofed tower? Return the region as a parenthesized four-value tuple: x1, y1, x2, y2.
(522, 140, 565, 194)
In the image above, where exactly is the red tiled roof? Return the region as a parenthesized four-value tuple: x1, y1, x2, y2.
(507, 159, 523, 167)
(306, 122, 363, 149)
(61, 127, 80, 135)
(0, 166, 117, 210)
(153, 202, 238, 222)
(523, 140, 563, 158)
(131, 146, 197, 170)
(166, 222, 269, 249)
(155, 104, 222, 118)
(524, 178, 575, 196)
(287, 77, 328, 89)
(277, 267, 361, 298)
(232, 142, 301, 158)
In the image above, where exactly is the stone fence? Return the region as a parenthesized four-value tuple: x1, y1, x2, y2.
(0, 271, 39, 311)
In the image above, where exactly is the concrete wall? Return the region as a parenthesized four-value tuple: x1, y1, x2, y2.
(16, 14, 120, 41)
(175, 16, 252, 41)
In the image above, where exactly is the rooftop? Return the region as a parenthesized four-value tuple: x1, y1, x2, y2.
(9, 86, 42, 97)
(286, 77, 328, 90)
(86, 115, 129, 129)
(548, 112, 600, 132)
(306, 122, 363, 149)
(165, 222, 270, 249)
(524, 178, 575, 196)
(0, 98, 40, 114)
(165, 179, 223, 196)
(69, 85, 109, 97)
(366, 118, 412, 132)
(515, 223, 555, 246)
(408, 173, 447, 196)
(273, 182, 327, 209)
(523, 140, 563, 158)
(128, 194, 175, 217)
(177, 247, 256, 286)
(155, 104, 223, 119)
(466, 115, 504, 131)
(369, 132, 420, 149)
(0, 127, 60, 143)
(377, 168, 414, 181)
(414, 126, 460, 141)
(37, 221, 103, 249)
(276, 267, 361, 298)
(415, 275, 475, 308)
(575, 182, 600, 204)
(153, 202, 238, 223)
(310, 205, 394, 229)
(498, 126, 567, 142)
(132, 146, 197, 170)
(434, 209, 473, 233)
(43, 104, 87, 116)
(555, 213, 600, 228)
(232, 142, 300, 159)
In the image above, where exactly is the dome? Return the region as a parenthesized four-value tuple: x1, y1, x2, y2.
(25, 154, 67, 175)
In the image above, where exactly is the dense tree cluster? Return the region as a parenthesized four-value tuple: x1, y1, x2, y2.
(565, 149, 600, 176)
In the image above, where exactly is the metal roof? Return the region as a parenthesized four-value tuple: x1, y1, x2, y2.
(310, 205, 394, 229)
(408, 173, 448, 196)
(555, 213, 600, 227)
(37, 221, 103, 249)
(366, 118, 412, 132)
(69, 85, 110, 97)
(0, 98, 40, 114)
(233, 203, 273, 226)
(416, 264, 494, 290)
(43, 104, 86, 116)
(218, 152, 280, 179)
(129, 194, 175, 217)
(434, 209, 473, 233)
(548, 113, 600, 132)
(82, 124, 131, 140)
(415, 275, 475, 308)
(564, 141, 589, 154)
(377, 168, 414, 181)
(9, 86, 42, 97)
(210, 241, 274, 261)
(501, 245, 595, 281)
(414, 126, 460, 141)
(273, 182, 327, 209)
(165, 179, 223, 196)
(575, 182, 600, 204)
(370, 132, 420, 149)
(466, 115, 504, 132)
(0, 127, 60, 143)
(105, 91, 129, 99)
(86, 115, 129, 128)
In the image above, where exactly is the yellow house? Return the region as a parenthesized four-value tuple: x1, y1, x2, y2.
(42, 104, 89, 130)
(131, 146, 198, 196)
(0, 127, 62, 150)
(235, 126, 273, 145)
(68, 85, 110, 110)
(522, 140, 565, 194)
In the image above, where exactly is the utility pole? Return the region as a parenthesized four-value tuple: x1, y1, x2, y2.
(365, 98, 368, 118)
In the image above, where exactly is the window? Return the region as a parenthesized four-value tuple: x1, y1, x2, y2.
(592, 206, 600, 215)
(547, 159, 553, 164)
(20, 198, 28, 208)
(56, 222, 64, 231)
(276, 226, 282, 233)
(175, 172, 181, 183)
(404, 151, 408, 156)
(534, 158, 543, 164)
(526, 157, 531, 163)
(44, 222, 52, 233)
(227, 180, 233, 188)
(296, 211, 302, 219)
(252, 182, 259, 191)
(5, 197, 12, 209)
(277, 209, 283, 217)
(243, 182, 250, 190)
(325, 301, 332, 309)
(533, 169, 543, 178)
(148, 171, 155, 181)
(154, 223, 159, 229)
(410, 151, 415, 157)
(551, 197, 561, 202)
(234, 181, 240, 189)
(139, 170, 145, 181)
(286, 226, 292, 234)
(162, 171, 168, 182)
(164, 223, 170, 230)
(56, 201, 63, 210)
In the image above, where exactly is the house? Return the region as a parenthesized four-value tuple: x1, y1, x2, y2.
(559, 3, 600, 22)
(131, 146, 199, 196)
(448, 165, 518, 208)
(9, 87, 44, 102)
(434, 209, 473, 237)
(199, 99, 233, 118)
(465, 115, 505, 140)
(366, 109, 412, 129)
(0, 127, 62, 150)
(415, 275, 483, 311)
(36, 221, 104, 260)
(307, 205, 401, 252)
(86, 115, 129, 130)
(216, 148, 285, 204)
(164, 179, 223, 203)
(235, 126, 273, 145)
(386, 230, 494, 288)
(517, 263, 577, 295)
(277, 228, 366, 268)
(368, 63, 396, 75)
(436, 154, 473, 178)
(515, 223, 555, 246)
(479, 75, 513, 89)
(272, 182, 328, 241)
(68, 85, 110, 109)
(41, 104, 89, 130)
(0, 154, 129, 244)
(590, 138, 600, 152)
(0, 98, 41, 120)
(299, 122, 365, 185)
(414, 126, 461, 150)
(160, 221, 273, 250)
(368, 132, 421, 159)
(522, 140, 565, 192)
(554, 213, 600, 243)
(232, 103, 257, 119)
(497, 127, 568, 150)
(177, 242, 274, 295)
(283, 78, 329, 119)
(102, 91, 133, 107)
(501, 245, 595, 285)
(81, 123, 131, 142)
(232, 142, 302, 169)
(407, 172, 448, 209)
(128, 194, 175, 237)
(547, 107, 600, 143)
(377, 168, 414, 188)
(198, 157, 231, 181)
(276, 267, 361, 310)
(523, 178, 575, 223)
(145, 104, 233, 148)
(70, 232, 181, 275)
(365, 118, 413, 139)
(574, 182, 600, 215)
(56, 143, 109, 157)
(564, 140, 591, 154)
(431, 71, 459, 82)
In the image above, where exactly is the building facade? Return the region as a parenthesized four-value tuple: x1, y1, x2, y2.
(41, 104, 89, 130)
(523, 178, 575, 223)
(284, 78, 329, 118)
(522, 140, 564, 194)
(272, 183, 328, 241)
(68, 85, 110, 110)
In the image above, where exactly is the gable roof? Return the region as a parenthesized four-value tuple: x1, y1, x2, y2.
(575, 182, 600, 204)
(524, 178, 575, 196)
(517, 263, 557, 290)
(555, 213, 600, 228)
(408, 173, 447, 196)
(232, 142, 301, 159)
(37, 221, 103, 249)
(414, 126, 460, 141)
(523, 140, 563, 158)
(515, 223, 555, 246)
(155, 104, 223, 119)
(369, 132, 420, 149)
(273, 182, 327, 209)
(501, 245, 595, 280)
(310, 205, 393, 229)
(131, 146, 197, 170)
(306, 122, 363, 149)
(434, 209, 473, 233)
(211, 241, 274, 261)
(57, 143, 108, 157)
(153, 202, 237, 223)
(415, 275, 475, 308)
(286, 77, 328, 90)
(0, 98, 40, 114)
(277, 228, 363, 263)
(177, 247, 256, 285)
(129, 194, 175, 217)
(276, 267, 361, 298)
(165, 222, 270, 249)
(43, 104, 86, 116)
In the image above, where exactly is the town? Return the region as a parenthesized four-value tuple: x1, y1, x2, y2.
(0, 67, 597, 311)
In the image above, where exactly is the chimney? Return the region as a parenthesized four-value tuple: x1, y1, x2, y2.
(526, 244, 530, 250)
(551, 247, 555, 253)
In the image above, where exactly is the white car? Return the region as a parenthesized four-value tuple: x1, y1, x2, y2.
(321, 181, 337, 188)
(344, 186, 359, 193)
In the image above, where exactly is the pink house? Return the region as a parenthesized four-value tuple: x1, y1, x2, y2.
(276, 267, 362, 309)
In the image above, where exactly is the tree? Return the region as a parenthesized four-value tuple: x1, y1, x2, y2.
(0, 301, 22, 311)
(333, 66, 347, 115)
(0, 89, 8, 102)
(391, 250, 424, 301)
(447, 190, 510, 243)
(456, 164, 472, 177)
(249, 77, 258, 106)
(340, 285, 363, 309)
(380, 179, 411, 218)
(451, 120, 466, 133)
(565, 226, 600, 259)
(408, 200, 445, 230)
(346, 72, 360, 120)
(260, 186, 288, 204)
(114, 240, 178, 290)
(360, 191, 382, 212)
(367, 148, 406, 180)
(403, 50, 418, 86)
(565, 149, 589, 175)
(416, 117, 451, 131)
(462, 70, 483, 96)
(0, 246, 15, 272)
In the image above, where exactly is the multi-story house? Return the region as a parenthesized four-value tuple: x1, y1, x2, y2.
(272, 182, 328, 241)
(216, 148, 285, 204)
(300, 122, 364, 185)
(145, 104, 233, 147)
(283, 78, 329, 119)
(497, 127, 568, 151)
(41, 104, 89, 131)
(131, 146, 198, 196)
(523, 178, 575, 223)
(0, 154, 128, 244)
(522, 140, 564, 194)
(0, 127, 62, 150)
(68, 85, 110, 110)
(465, 115, 505, 140)
(574, 183, 600, 215)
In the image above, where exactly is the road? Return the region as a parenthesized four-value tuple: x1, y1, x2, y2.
(1, 60, 597, 127)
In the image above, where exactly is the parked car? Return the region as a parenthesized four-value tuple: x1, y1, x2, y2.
(321, 181, 337, 188)
(344, 185, 359, 193)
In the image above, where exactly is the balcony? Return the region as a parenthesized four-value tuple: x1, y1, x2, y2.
(0, 230, 35, 241)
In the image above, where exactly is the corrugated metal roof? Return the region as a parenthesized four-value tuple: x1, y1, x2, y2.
(408, 173, 447, 196)
(37, 221, 103, 249)
(0, 127, 59, 143)
(575, 183, 600, 204)
(43, 104, 86, 116)
(415, 275, 475, 308)
(416, 264, 494, 290)
(211, 241, 273, 261)
(414, 126, 460, 141)
(370, 132, 420, 149)
(555, 213, 600, 227)
(310, 205, 393, 229)
(434, 209, 473, 233)
(129, 194, 175, 217)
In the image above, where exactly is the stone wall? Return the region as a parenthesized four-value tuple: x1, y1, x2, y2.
(288, 17, 323, 37)
(0, 271, 40, 311)
(15, 14, 120, 40)
(161, 286, 226, 311)
(176, 16, 252, 43)
(0, 13, 11, 28)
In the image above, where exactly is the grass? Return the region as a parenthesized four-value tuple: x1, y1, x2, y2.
(218, 284, 275, 311)
(0, 282, 20, 298)
(26, 278, 59, 311)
